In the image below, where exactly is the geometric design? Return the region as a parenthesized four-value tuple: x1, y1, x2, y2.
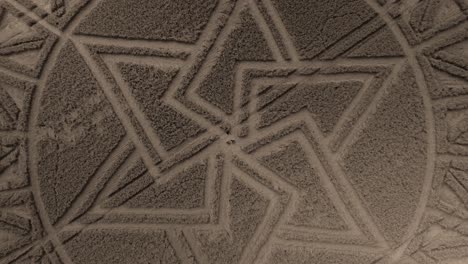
(238, 63, 394, 145)
(0, 2, 57, 77)
(259, 140, 348, 230)
(116, 62, 205, 151)
(195, 5, 275, 114)
(0, 0, 467, 263)
(243, 123, 386, 248)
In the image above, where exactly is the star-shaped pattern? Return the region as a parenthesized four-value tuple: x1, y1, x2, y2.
(0, 0, 467, 263)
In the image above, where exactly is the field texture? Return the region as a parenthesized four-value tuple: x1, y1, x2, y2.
(1, 0, 468, 263)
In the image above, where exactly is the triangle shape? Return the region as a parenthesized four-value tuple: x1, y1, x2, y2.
(259, 140, 348, 230)
(257, 80, 363, 135)
(345, 26, 404, 58)
(245, 125, 382, 244)
(113, 61, 205, 151)
(118, 62, 178, 100)
(196, 6, 275, 114)
(85, 45, 193, 166)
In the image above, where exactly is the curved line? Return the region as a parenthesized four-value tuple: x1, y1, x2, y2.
(27, 40, 75, 263)
(26, 0, 107, 262)
(365, 0, 437, 248)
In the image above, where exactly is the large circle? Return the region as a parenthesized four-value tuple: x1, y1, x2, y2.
(29, 0, 435, 263)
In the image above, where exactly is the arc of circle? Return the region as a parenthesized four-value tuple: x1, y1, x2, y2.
(24, 0, 438, 263)
(27, 40, 75, 263)
(364, 0, 437, 247)
(25, 0, 111, 263)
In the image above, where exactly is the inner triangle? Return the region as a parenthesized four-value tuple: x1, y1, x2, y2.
(115, 61, 205, 151)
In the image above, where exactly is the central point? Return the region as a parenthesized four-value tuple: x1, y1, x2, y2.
(224, 135, 237, 146)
